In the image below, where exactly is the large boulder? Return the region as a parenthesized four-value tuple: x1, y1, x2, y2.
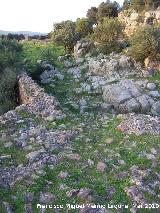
(130, 12, 139, 21)
(74, 40, 95, 59)
(144, 57, 160, 71)
(103, 79, 160, 114)
(89, 54, 143, 82)
(40, 63, 64, 84)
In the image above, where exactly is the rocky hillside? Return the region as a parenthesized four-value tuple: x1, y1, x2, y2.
(118, 8, 160, 36)
(0, 47, 160, 213)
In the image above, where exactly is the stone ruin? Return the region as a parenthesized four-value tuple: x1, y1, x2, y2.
(18, 73, 64, 120)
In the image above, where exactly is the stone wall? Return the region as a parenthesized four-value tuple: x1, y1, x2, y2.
(18, 73, 64, 120)
(0, 73, 73, 189)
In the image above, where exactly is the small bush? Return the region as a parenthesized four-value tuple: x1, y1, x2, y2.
(0, 69, 17, 115)
(0, 38, 23, 115)
(93, 18, 124, 54)
(0, 38, 23, 71)
(127, 25, 160, 64)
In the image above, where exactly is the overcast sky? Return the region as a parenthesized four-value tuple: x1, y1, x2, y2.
(0, 0, 124, 33)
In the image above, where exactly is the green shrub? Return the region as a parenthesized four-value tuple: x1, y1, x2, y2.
(0, 69, 17, 115)
(93, 18, 124, 54)
(0, 38, 23, 115)
(127, 25, 160, 64)
(76, 18, 93, 39)
(51, 21, 78, 53)
(0, 38, 23, 71)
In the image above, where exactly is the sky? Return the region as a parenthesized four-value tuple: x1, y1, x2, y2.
(0, 0, 124, 33)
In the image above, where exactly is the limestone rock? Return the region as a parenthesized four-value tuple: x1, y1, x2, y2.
(147, 83, 157, 91)
(74, 40, 95, 59)
(66, 189, 79, 198)
(58, 171, 69, 179)
(39, 192, 56, 203)
(66, 154, 81, 160)
(89, 54, 143, 82)
(151, 101, 160, 116)
(77, 188, 92, 199)
(26, 149, 45, 162)
(149, 91, 160, 98)
(97, 162, 107, 172)
(103, 79, 159, 114)
(118, 8, 160, 37)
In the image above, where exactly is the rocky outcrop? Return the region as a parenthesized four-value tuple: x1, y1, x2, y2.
(40, 63, 64, 84)
(74, 40, 95, 59)
(89, 54, 144, 82)
(103, 79, 160, 115)
(144, 57, 160, 70)
(118, 8, 160, 37)
(18, 73, 64, 120)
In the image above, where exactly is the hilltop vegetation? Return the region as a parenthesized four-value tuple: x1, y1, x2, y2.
(123, 0, 160, 11)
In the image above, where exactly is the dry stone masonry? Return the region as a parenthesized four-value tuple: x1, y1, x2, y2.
(18, 73, 64, 121)
(0, 73, 74, 188)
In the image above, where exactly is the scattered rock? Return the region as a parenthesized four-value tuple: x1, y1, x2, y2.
(147, 83, 157, 91)
(66, 154, 81, 160)
(117, 113, 160, 135)
(117, 160, 126, 165)
(39, 192, 56, 203)
(59, 184, 69, 190)
(116, 172, 129, 180)
(87, 159, 94, 166)
(2, 202, 14, 213)
(26, 149, 45, 162)
(97, 162, 107, 172)
(100, 104, 113, 112)
(66, 189, 79, 198)
(106, 186, 116, 200)
(105, 138, 114, 144)
(77, 188, 92, 199)
(57, 171, 69, 179)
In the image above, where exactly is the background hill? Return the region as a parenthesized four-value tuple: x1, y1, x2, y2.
(0, 30, 47, 35)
